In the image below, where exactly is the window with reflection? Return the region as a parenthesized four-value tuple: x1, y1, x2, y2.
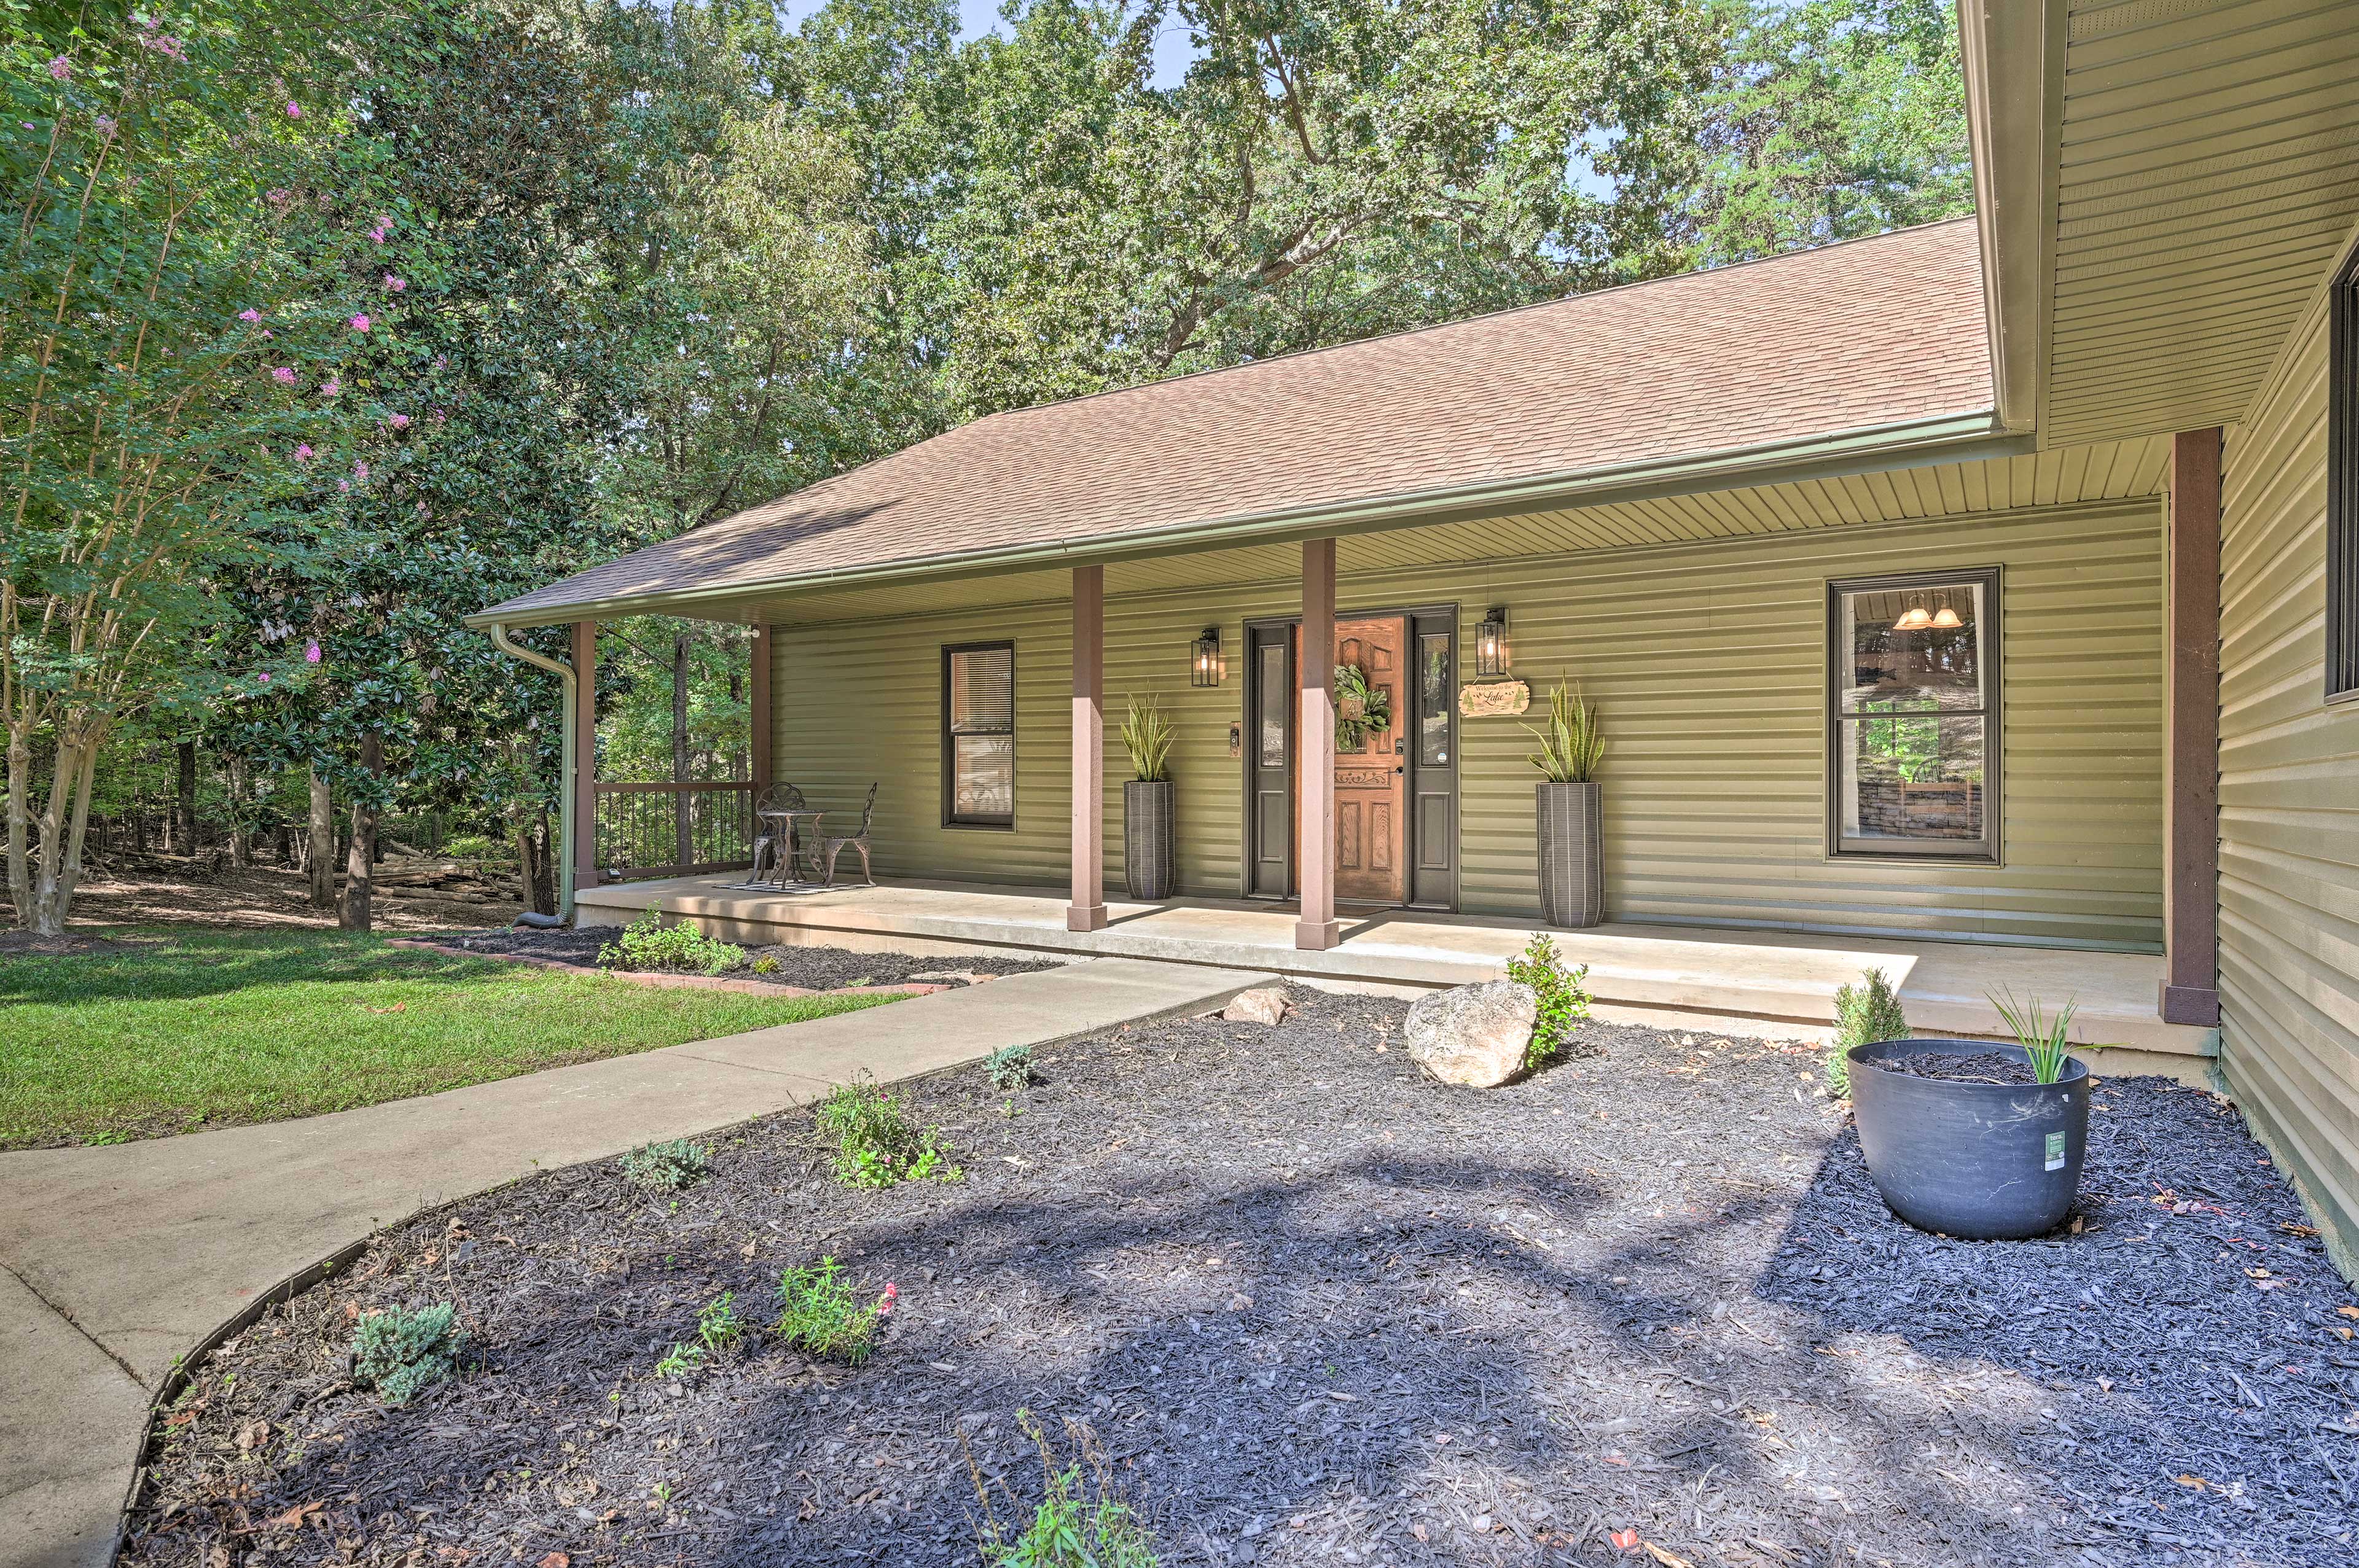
(1828, 569, 1999, 859)
(943, 642, 1014, 827)
(1418, 631, 1452, 766)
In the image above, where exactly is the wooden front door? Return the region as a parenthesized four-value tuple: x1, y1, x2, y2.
(1332, 615, 1407, 903)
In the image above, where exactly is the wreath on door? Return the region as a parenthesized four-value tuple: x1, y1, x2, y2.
(1332, 662, 1393, 752)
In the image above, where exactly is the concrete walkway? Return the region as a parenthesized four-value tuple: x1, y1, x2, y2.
(0, 957, 1267, 1568)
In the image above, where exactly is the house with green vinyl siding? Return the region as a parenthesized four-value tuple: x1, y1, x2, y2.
(475, 0, 2359, 1271)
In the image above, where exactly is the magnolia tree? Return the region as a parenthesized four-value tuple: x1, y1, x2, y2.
(1, 9, 369, 934)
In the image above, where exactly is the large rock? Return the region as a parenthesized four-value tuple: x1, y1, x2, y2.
(1405, 980, 1538, 1088)
(1221, 986, 1291, 1026)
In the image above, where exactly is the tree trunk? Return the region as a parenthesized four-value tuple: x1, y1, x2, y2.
(338, 733, 381, 932)
(227, 754, 251, 868)
(308, 765, 337, 910)
(174, 739, 197, 855)
(672, 627, 693, 872)
(517, 808, 557, 916)
(6, 725, 102, 936)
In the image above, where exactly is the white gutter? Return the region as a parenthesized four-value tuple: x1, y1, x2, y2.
(484, 623, 577, 920)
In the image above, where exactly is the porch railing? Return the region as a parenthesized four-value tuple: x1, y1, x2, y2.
(593, 781, 757, 881)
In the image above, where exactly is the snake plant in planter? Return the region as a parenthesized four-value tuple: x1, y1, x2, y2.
(1119, 695, 1176, 900)
(1524, 679, 1605, 928)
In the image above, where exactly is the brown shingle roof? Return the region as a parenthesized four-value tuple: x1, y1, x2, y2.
(478, 219, 1992, 623)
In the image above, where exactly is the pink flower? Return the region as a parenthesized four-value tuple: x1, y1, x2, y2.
(383, 275, 405, 292)
(94, 115, 116, 139)
(387, 413, 409, 430)
(876, 1282, 898, 1318)
(256, 672, 272, 684)
(432, 355, 447, 369)
(304, 638, 321, 664)
(337, 478, 349, 493)
(238, 308, 262, 324)
(319, 377, 340, 397)
(47, 57, 70, 80)
(347, 313, 370, 332)
(260, 329, 273, 339)
(270, 366, 295, 385)
(265, 188, 291, 207)
(286, 102, 301, 118)
(353, 459, 369, 481)
(138, 33, 184, 61)
(293, 443, 314, 461)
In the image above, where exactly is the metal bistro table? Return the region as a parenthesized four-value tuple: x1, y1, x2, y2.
(754, 806, 826, 887)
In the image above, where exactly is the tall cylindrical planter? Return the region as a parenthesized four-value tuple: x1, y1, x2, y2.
(1535, 780, 1603, 929)
(1124, 779, 1176, 901)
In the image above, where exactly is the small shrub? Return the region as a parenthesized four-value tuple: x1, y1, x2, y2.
(775, 1257, 895, 1364)
(655, 1291, 745, 1378)
(749, 954, 781, 975)
(1989, 988, 2078, 1085)
(1118, 694, 1174, 782)
(442, 833, 506, 860)
(352, 1303, 464, 1407)
(1505, 932, 1593, 1069)
(817, 1080, 961, 1187)
(982, 1042, 1037, 1091)
(971, 1411, 1159, 1568)
(1829, 967, 1911, 1095)
(595, 907, 746, 975)
(620, 1137, 711, 1192)
(1522, 679, 1604, 783)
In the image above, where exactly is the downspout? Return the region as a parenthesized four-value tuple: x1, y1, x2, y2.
(485, 623, 577, 920)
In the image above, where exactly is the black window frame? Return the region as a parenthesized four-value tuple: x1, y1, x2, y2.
(2328, 233, 2359, 704)
(941, 639, 1015, 830)
(1825, 566, 2003, 864)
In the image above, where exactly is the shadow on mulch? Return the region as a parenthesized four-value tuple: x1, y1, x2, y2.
(121, 996, 2355, 1568)
(440, 924, 1069, 991)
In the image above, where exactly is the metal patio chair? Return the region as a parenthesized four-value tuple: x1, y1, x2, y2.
(816, 782, 880, 887)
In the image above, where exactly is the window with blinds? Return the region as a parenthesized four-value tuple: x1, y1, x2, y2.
(942, 642, 1015, 826)
(2330, 236, 2358, 703)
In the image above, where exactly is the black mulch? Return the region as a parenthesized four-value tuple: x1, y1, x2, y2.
(439, 925, 1067, 989)
(1879, 1050, 2042, 1086)
(122, 994, 2359, 1568)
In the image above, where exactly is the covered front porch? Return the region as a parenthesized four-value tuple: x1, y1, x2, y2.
(574, 873, 2220, 1075)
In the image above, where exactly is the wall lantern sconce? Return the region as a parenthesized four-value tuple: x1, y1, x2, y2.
(1191, 625, 1225, 687)
(1476, 606, 1510, 677)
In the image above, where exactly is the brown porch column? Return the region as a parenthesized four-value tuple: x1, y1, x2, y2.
(749, 624, 773, 794)
(571, 620, 600, 892)
(1296, 538, 1339, 950)
(2159, 428, 2221, 1026)
(1068, 565, 1108, 932)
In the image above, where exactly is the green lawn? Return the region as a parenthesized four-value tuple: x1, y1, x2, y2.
(0, 926, 902, 1149)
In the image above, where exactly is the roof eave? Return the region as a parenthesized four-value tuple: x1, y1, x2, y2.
(465, 408, 2022, 630)
(1958, 0, 2061, 440)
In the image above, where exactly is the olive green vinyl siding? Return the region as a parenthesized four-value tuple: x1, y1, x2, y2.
(773, 499, 2165, 948)
(2218, 295, 2359, 1266)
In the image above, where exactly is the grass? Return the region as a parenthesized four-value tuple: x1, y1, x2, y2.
(0, 924, 903, 1149)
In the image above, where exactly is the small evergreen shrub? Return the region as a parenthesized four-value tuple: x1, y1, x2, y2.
(620, 1138, 711, 1192)
(655, 1292, 745, 1378)
(982, 1042, 1037, 1091)
(749, 954, 781, 975)
(972, 1411, 1159, 1568)
(1505, 932, 1594, 1069)
(1829, 967, 1911, 1095)
(352, 1302, 464, 1407)
(775, 1257, 896, 1364)
(595, 907, 746, 975)
(817, 1081, 961, 1187)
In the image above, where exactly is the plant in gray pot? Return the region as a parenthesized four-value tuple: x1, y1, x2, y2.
(1847, 991, 2091, 1240)
(1524, 679, 1604, 928)
(1119, 695, 1176, 901)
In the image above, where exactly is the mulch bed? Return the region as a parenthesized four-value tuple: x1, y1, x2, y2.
(441, 925, 1066, 991)
(122, 994, 2358, 1568)
(1877, 1049, 2043, 1086)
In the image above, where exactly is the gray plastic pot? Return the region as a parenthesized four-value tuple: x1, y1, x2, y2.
(1846, 1037, 2090, 1240)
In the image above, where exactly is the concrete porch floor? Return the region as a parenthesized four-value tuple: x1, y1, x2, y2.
(577, 876, 2218, 1070)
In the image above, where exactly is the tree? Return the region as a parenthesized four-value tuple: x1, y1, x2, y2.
(931, 0, 1719, 413)
(2, 4, 364, 934)
(1683, 0, 1971, 263)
